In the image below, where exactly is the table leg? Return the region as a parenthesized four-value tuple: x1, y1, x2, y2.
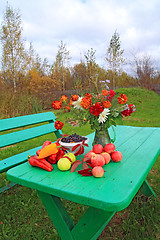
(37, 190, 115, 240)
(71, 207, 115, 240)
(37, 190, 74, 240)
(0, 182, 17, 194)
(140, 179, 156, 197)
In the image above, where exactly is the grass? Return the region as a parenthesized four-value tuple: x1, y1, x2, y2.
(0, 87, 160, 239)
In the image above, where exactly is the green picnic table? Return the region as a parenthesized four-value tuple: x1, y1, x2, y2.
(7, 125, 160, 240)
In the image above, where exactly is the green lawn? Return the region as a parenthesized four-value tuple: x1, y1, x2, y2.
(0, 87, 160, 239)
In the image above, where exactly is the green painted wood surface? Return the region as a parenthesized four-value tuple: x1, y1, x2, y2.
(71, 207, 115, 240)
(0, 123, 56, 148)
(0, 182, 16, 193)
(7, 126, 160, 212)
(0, 112, 62, 172)
(0, 112, 63, 193)
(37, 191, 115, 240)
(0, 112, 62, 148)
(0, 145, 42, 173)
(37, 191, 75, 240)
(0, 112, 56, 132)
(140, 180, 156, 197)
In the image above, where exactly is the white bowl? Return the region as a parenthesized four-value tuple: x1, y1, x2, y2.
(59, 137, 89, 154)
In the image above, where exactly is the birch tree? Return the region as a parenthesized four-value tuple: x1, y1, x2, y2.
(84, 48, 98, 91)
(106, 31, 125, 89)
(0, 4, 27, 90)
(53, 41, 71, 91)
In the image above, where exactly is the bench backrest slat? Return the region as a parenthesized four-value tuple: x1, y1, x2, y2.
(0, 123, 60, 148)
(0, 112, 56, 132)
(0, 112, 62, 148)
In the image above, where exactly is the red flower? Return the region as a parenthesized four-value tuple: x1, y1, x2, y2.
(89, 102, 103, 116)
(52, 100, 61, 110)
(117, 94, 128, 104)
(65, 106, 70, 112)
(107, 89, 115, 101)
(128, 104, 136, 114)
(102, 100, 111, 108)
(55, 120, 64, 130)
(81, 97, 91, 109)
(121, 109, 130, 116)
(109, 89, 115, 98)
(102, 89, 108, 96)
(121, 104, 135, 116)
(71, 94, 79, 101)
(85, 93, 93, 99)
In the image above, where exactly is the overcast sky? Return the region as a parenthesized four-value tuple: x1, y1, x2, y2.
(0, 0, 160, 74)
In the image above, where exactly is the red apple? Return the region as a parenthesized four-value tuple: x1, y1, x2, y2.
(111, 151, 122, 162)
(93, 144, 103, 154)
(84, 150, 96, 160)
(103, 143, 115, 154)
(100, 152, 111, 164)
(91, 154, 105, 167)
(92, 166, 104, 178)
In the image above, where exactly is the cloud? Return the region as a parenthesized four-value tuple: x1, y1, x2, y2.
(0, 0, 160, 72)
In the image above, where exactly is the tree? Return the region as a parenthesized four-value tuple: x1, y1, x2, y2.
(134, 54, 155, 89)
(0, 4, 27, 90)
(84, 48, 98, 91)
(52, 40, 71, 91)
(106, 30, 125, 89)
(41, 58, 50, 76)
(27, 43, 42, 73)
(71, 62, 87, 90)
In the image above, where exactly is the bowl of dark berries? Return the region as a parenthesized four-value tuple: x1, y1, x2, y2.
(59, 133, 89, 155)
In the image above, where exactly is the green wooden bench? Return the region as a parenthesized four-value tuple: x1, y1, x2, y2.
(0, 112, 62, 193)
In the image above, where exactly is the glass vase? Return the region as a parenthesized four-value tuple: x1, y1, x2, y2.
(92, 126, 116, 147)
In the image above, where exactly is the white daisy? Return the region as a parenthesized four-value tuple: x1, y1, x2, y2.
(72, 97, 84, 110)
(98, 108, 110, 124)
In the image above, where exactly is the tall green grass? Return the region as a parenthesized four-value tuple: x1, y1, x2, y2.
(0, 87, 160, 240)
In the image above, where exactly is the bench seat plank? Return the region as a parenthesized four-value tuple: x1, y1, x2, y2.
(0, 145, 42, 173)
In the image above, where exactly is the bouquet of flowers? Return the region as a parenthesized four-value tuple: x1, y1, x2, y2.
(52, 88, 136, 145)
(68, 89, 136, 131)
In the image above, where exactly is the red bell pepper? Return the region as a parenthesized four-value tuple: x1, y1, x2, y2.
(42, 140, 52, 148)
(46, 154, 57, 164)
(56, 149, 65, 161)
(36, 149, 41, 156)
(28, 155, 53, 172)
